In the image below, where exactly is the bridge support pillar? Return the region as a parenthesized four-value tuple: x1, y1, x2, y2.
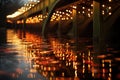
(14, 21, 17, 29)
(23, 19, 26, 30)
(57, 17, 62, 38)
(92, 1, 107, 77)
(42, 0, 47, 38)
(21, 19, 26, 39)
(93, 0, 106, 62)
(72, 7, 79, 51)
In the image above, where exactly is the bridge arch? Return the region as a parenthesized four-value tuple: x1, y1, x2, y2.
(41, 0, 78, 38)
(41, 0, 61, 38)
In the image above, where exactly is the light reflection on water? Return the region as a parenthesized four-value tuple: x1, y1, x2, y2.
(0, 29, 47, 80)
(0, 29, 120, 80)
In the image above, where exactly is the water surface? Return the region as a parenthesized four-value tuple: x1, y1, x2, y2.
(0, 29, 120, 80)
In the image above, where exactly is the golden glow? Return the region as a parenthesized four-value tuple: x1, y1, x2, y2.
(6, 28, 115, 79)
(7, 12, 22, 18)
(102, 10, 105, 15)
(5, 0, 117, 79)
(73, 5, 77, 9)
(109, 0, 112, 2)
(7, 0, 40, 19)
(109, 12, 112, 15)
(108, 6, 111, 10)
(8, 0, 94, 23)
(82, 6, 85, 9)
(102, 4, 105, 7)
(6, 0, 113, 24)
(7, 19, 13, 23)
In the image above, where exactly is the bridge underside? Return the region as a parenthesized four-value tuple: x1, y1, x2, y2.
(7, 0, 120, 53)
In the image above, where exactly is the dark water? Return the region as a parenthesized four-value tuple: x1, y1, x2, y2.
(0, 29, 120, 80)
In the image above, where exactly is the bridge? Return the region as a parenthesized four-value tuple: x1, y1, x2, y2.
(7, 0, 120, 53)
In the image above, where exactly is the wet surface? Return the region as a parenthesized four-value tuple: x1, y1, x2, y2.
(0, 29, 120, 80)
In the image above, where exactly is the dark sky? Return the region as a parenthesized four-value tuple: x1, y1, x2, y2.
(0, 0, 27, 15)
